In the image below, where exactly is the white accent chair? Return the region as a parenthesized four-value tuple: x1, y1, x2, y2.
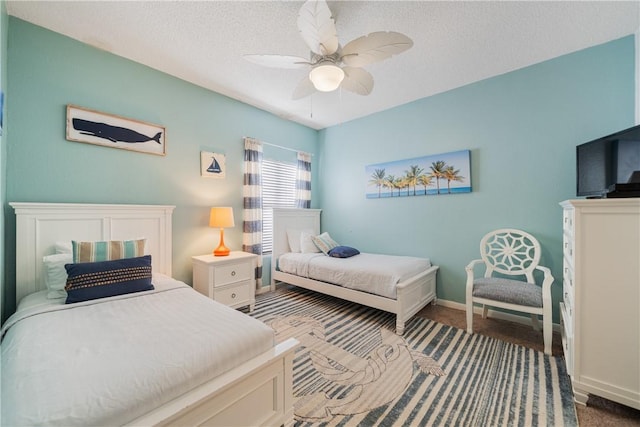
(465, 229, 555, 355)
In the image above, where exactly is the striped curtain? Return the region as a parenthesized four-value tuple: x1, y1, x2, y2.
(242, 137, 263, 288)
(295, 151, 312, 208)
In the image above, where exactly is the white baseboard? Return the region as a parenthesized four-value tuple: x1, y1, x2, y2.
(435, 298, 562, 333)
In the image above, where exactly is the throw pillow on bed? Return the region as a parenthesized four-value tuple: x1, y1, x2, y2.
(43, 253, 73, 299)
(300, 232, 322, 253)
(72, 238, 146, 263)
(64, 255, 154, 304)
(311, 232, 339, 255)
(287, 228, 314, 253)
(328, 246, 360, 258)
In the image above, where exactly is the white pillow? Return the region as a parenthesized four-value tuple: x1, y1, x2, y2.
(300, 232, 321, 254)
(286, 228, 313, 253)
(43, 253, 72, 299)
(55, 241, 72, 254)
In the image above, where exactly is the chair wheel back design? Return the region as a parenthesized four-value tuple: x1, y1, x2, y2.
(466, 228, 555, 355)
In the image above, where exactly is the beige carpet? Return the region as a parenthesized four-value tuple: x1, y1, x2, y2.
(416, 303, 640, 427)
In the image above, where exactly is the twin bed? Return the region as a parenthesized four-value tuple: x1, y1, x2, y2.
(2, 202, 297, 426)
(271, 208, 439, 336)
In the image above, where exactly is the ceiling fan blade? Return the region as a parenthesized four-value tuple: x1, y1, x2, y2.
(340, 67, 373, 96)
(292, 76, 317, 100)
(297, 0, 339, 56)
(341, 31, 413, 68)
(244, 54, 310, 69)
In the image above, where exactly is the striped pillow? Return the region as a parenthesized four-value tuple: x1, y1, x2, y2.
(311, 232, 339, 255)
(72, 238, 146, 263)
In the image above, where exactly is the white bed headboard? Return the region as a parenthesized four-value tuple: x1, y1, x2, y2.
(10, 202, 175, 304)
(271, 207, 321, 273)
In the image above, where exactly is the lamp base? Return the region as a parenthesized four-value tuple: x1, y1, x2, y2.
(213, 245, 230, 257)
(213, 228, 231, 256)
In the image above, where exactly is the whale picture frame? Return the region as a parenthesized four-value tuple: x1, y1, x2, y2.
(66, 105, 166, 156)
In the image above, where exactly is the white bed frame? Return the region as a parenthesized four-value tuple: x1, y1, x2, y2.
(270, 208, 439, 335)
(10, 202, 298, 427)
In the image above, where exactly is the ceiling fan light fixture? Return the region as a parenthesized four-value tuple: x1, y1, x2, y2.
(309, 63, 344, 92)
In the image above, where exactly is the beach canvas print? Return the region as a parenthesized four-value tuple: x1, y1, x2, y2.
(66, 105, 166, 156)
(366, 149, 471, 199)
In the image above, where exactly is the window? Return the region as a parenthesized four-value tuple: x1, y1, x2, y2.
(262, 159, 297, 253)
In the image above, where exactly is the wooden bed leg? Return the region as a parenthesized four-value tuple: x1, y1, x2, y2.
(396, 319, 405, 336)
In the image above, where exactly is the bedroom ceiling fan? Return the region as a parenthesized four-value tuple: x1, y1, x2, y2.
(244, 0, 413, 99)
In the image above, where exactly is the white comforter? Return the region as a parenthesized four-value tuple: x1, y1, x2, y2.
(278, 252, 432, 299)
(1, 275, 275, 426)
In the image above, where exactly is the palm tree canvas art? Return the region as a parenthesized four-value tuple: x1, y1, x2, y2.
(365, 150, 471, 199)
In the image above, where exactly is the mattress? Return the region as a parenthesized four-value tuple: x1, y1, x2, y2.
(278, 252, 432, 299)
(1, 274, 275, 426)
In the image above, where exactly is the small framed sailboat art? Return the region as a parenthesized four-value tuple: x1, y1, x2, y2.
(201, 151, 226, 179)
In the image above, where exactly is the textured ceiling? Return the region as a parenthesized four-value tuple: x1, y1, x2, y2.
(6, 1, 640, 130)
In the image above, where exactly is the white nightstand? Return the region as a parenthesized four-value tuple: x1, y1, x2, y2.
(192, 251, 258, 311)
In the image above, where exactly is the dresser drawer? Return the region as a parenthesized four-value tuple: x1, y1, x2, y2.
(563, 234, 575, 262)
(560, 302, 574, 377)
(214, 281, 253, 307)
(213, 262, 252, 287)
(563, 208, 574, 235)
(562, 268, 574, 314)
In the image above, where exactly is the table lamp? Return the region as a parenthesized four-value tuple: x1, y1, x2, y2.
(209, 207, 235, 256)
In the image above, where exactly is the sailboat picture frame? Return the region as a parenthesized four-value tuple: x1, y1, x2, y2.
(200, 151, 226, 179)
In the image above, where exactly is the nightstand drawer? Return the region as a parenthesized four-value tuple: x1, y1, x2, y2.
(192, 252, 257, 312)
(214, 282, 253, 307)
(214, 263, 251, 287)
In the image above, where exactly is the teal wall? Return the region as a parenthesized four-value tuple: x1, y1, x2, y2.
(317, 36, 636, 322)
(0, 1, 7, 323)
(3, 18, 318, 317)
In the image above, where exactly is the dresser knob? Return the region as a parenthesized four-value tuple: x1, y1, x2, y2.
(231, 293, 236, 299)
(231, 271, 236, 277)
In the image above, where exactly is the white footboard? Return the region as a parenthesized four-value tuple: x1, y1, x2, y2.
(126, 338, 299, 427)
(395, 265, 438, 335)
(273, 266, 439, 336)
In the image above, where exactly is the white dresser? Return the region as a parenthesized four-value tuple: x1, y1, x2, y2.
(192, 252, 258, 311)
(560, 199, 640, 410)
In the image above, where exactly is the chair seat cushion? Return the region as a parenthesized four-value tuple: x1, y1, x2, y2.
(472, 277, 542, 307)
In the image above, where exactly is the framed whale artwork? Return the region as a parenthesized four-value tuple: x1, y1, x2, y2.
(66, 105, 166, 156)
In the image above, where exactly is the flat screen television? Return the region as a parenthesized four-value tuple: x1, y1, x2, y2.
(576, 124, 640, 198)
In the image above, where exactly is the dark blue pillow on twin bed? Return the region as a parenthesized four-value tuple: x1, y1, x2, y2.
(64, 255, 154, 304)
(328, 246, 360, 258)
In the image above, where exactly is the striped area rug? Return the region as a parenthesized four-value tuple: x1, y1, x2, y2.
(251, 285, 578, 427)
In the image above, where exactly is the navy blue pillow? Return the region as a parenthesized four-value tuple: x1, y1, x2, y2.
(328, 246, 360, 258)
(64, 255, 154, 304)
